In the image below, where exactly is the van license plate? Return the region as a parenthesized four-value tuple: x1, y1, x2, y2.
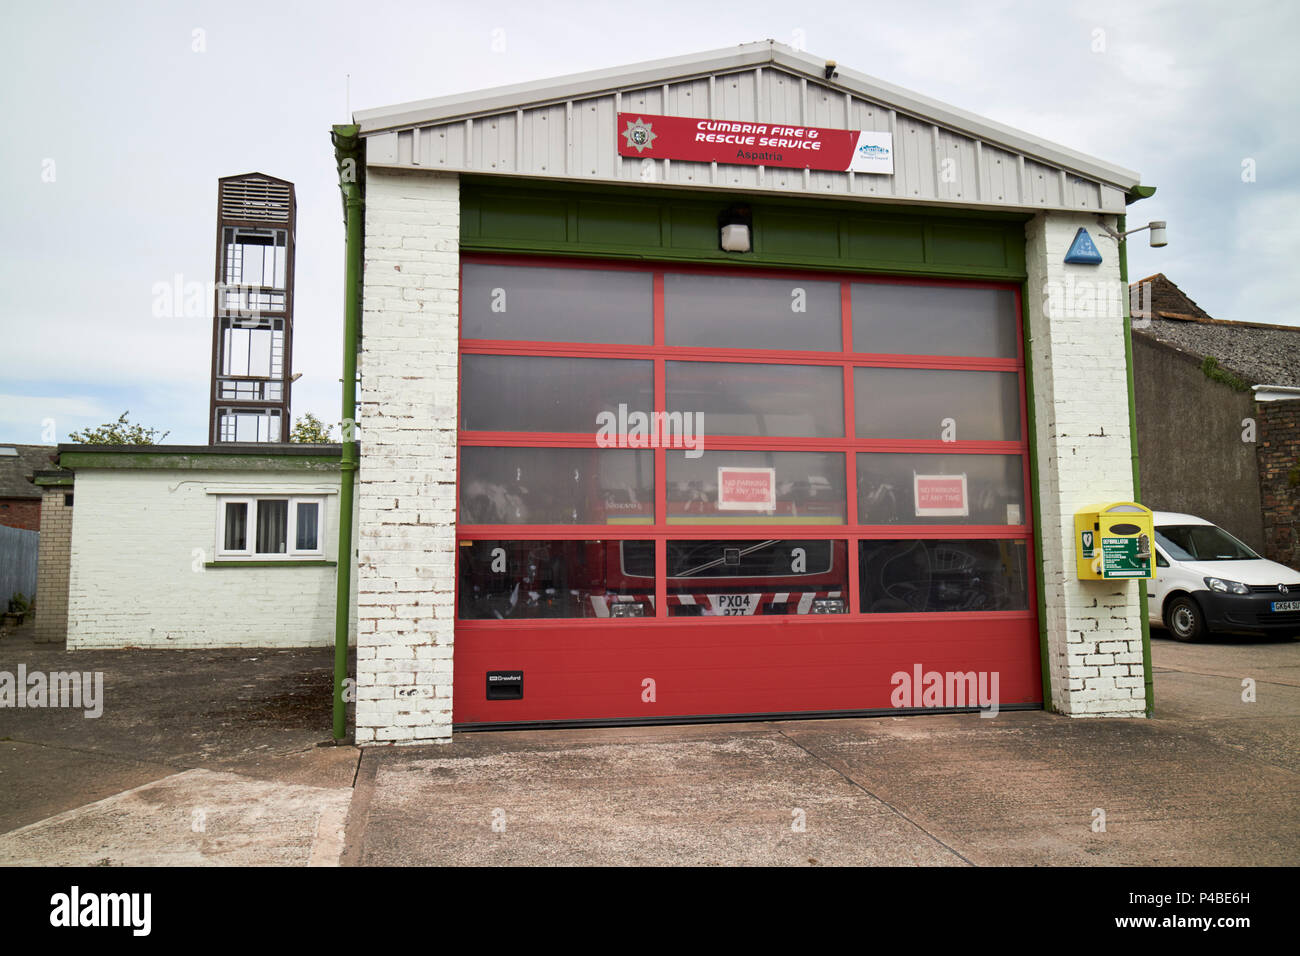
(1272, 601, 1300, 612)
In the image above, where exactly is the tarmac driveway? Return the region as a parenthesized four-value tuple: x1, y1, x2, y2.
(1, 623, 1297, 866)
(342, 628, 1300, 866)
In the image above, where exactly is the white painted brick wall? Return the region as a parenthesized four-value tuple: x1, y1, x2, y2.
(66, 470, 355, 649)
(351, 183, 1145, 731)
(1025, 211, 1147, 717)
(355, 169, 459, 746)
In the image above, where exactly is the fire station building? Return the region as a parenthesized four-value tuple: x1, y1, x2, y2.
(341, 41, 1155, 743)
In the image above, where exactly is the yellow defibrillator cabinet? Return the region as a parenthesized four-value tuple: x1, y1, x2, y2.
(1074, 502, 1155, 580)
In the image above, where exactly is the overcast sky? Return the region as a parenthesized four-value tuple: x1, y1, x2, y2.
(2, 0, 1296, 445)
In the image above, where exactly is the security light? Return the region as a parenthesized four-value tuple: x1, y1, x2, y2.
(1097, 216, 1169, 248)
(719, 204, 753, 253)
(721, 223, 751, 252)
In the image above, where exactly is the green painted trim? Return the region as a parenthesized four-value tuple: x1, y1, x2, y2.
(32, 474, 74, 487)
(1119, 212, 1155, 717)
(459, 175, 1036, 221)
(457, 237, 1023, 279)
(1126, 184, 1157, 204)
(59, 452, 341, 472)
(461, 182, 1029, 280)
(205, 560, 338, 568)
(1021, 278, 1053, 714)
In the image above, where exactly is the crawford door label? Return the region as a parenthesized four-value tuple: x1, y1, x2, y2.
(618, 113, 894, 174)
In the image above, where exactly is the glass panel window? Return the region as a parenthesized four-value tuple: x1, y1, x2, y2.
(461, 263, 653, 344)
(224, 502, 248, 551)
(459, 447, 654, 525)
(859, 539, 1029, 612)
(857, 453, 1025, 525)
(256, 499, 288, 554)
(216, 407, 283, 443)
(224, 227, 288, 290)
(664, 274, 841, 351)
(667, 539, 849, 616)
(667, 451, 846, 524)
(458, 540, 655, 619)
(296, 502, 320, 551)
(218, 495, 324, 559)
(854, 367, 1021, 441)
(221, 227, 288, 314)
(461, 355, 654, 433)
(221, 319, 285, 379)
(852, 283, 1018, 357)
(666, 361, 843, 437)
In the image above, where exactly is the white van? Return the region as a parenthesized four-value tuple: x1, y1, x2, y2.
(1149, 512, 1300, 641)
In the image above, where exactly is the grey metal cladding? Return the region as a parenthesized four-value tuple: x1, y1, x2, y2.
(356, 42, 1139, 214)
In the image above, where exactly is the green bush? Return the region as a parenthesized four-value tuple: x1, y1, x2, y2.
(1200, 357, 1250, 393)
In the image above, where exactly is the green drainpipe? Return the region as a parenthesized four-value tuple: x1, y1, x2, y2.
(1022, 281, 1052, 713)
(331, 124, 364, 740)
(1118, 196, 1156, 717)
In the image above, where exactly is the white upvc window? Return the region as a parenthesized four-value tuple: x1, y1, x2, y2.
(217, 495, 325, 558)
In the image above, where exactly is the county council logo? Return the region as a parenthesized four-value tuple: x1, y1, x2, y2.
(857, 143, 890, 159)
(622, 118, 657, 152)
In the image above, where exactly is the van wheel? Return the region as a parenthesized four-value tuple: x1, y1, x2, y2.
(1164, 595, 1206, 642)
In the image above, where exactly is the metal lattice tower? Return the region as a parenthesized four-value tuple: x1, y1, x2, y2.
(209, 173, 296, 444)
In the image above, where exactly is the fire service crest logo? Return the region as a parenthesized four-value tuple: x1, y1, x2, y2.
(622, 117, 657, 153)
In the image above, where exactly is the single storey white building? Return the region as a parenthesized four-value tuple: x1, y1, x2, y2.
(51, 445, 355, 649)
(337, 41, 1159, 743)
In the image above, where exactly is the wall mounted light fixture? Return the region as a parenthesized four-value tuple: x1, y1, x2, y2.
(1097, 216, 1168, 247)
(719, 205, 753, 253)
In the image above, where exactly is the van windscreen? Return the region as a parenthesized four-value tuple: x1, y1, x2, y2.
(1155, 525, 1259, 561)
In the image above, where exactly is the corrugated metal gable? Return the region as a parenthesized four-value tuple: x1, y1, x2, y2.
(358, 45, 1139, 214)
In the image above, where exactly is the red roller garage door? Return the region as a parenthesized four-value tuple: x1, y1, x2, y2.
(453, 254, 1041, 726)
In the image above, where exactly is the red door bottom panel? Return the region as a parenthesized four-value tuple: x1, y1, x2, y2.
(453, 616, 1041, 726)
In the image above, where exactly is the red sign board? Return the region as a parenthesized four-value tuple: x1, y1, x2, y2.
(914, 474, 969, 517)
(618, 113, 894, 174)
(717, 466, 777, 511)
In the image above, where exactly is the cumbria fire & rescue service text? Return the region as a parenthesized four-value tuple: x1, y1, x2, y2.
(693, 121, 825, 151)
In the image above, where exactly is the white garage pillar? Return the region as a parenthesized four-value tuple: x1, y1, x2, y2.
(1025, 211, 1148, 716)
(355, 169, 461, 744)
